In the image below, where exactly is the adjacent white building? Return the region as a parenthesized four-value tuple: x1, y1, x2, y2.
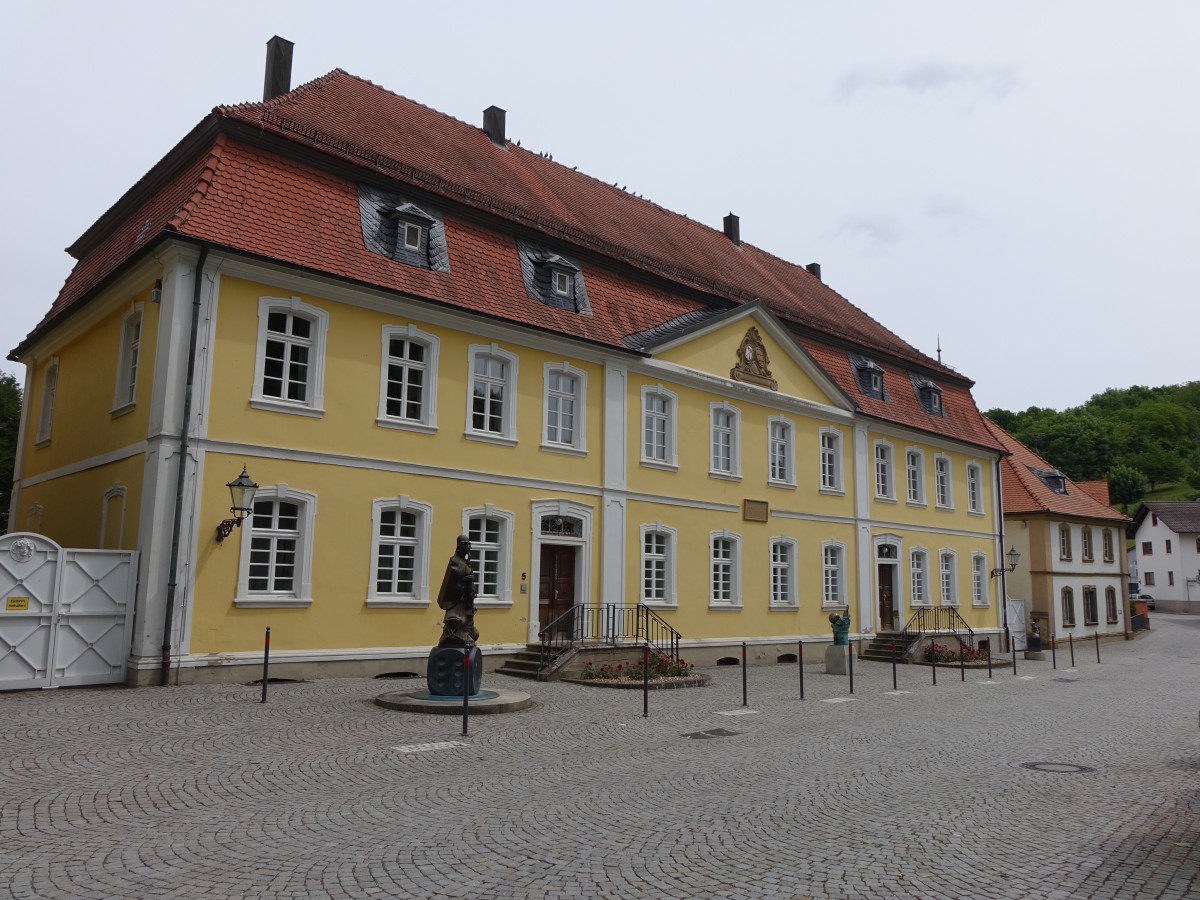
(1128, 502, 1200, 608)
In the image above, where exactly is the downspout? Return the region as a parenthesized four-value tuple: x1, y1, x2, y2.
(995, 457, 1010, 652)
(161, 246, 208, 685)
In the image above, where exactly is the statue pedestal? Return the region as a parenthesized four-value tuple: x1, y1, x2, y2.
(825, 644, 849, 675)
(426, 646, 483, 697)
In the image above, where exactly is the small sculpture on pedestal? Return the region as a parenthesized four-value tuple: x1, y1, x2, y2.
(426, 535, 483, 696)
(825, 610, 852, 674)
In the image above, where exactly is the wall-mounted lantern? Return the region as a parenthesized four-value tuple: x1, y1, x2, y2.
(991, 545, 1020, 578)
(216, 466, 259, 542)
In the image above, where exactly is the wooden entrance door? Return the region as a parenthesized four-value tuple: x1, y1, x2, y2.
(878, 563, 895, 631)
(539, 545, 577, 637)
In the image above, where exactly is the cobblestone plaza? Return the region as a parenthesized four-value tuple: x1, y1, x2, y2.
(2, 617, 1198, 899)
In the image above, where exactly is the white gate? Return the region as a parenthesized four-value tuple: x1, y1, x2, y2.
(0, 533, 137, 691)
(1007, 598, 1027, 652)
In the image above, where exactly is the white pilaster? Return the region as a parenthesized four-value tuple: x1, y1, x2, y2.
(853, 423, 873, 633)
(601, 360, 628, 605)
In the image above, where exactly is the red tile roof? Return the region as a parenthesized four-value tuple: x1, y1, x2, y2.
(1075, 480, 1113, 507)
(983, 417, 1130, 523)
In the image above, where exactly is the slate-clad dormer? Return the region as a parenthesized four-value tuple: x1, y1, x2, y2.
(849, 354, 887, 400)
(358, 185, 450, 271)
(910, 373, 945, 416)
(517, 241, 591, 314)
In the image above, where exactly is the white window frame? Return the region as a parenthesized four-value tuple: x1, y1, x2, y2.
(1081, 526, 1094, 562)
(366, 496, 433, 607)
(822, 541, 847, 608)
(971, 552, 988, 607)
(1083, 586, 1099, 625)
(769, 536, 799, 609)
(819, 426, 843, 493)
(939, 550, 958, 607)
(462, 505, 515, 607)
(966, 461, 984, 515)
(251, 296, 328, 417)
(35, 356, 59, 445)
(465, 343, 519, 444)
(709, 529, 742, 608)
(874, 440, 895, 501)
(403, 221, 423, 251)
(910, 547, 930, 607)
(934, 454, 954, 509)
(639, 523, 677, 608)
(112, 302, 144, 415)
(99, 484, 128, 549)
(235, 485, 317, 608)
(376, 324, 439, 433)
(767, 415, 795, 487)
(553, 269, 573, 296)
(709, 401, 741, 479)
(1102, 529, 1114, 562)
(1061, 587, 1076, 626)
(905, 447, 926, 505)
(640, 384, 678, 470)
(541, 361, 588, 454)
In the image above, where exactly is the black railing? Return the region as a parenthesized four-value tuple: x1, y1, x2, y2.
(539, 604, 682, 672)
(901, 606, 976, 649)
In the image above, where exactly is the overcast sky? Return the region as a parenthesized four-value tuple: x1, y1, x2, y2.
(2, 1, 1196, 412)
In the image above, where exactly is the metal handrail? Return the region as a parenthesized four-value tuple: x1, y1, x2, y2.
(538, 604, 682, 672)
(901, 606, 976, 648)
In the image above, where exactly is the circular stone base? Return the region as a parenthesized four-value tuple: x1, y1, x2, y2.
(375, 689, 532, 715)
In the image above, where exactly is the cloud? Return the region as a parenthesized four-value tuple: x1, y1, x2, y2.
(836, 62, 1019, 108)
(834, 215, 902, 245)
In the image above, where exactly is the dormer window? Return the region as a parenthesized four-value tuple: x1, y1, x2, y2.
(517, 242, 591, 314)
(849, 355, 887, 400)
(911, 375, 945, 416)
(1031, 466, 1069, 495)
(358, 185, 450, 272)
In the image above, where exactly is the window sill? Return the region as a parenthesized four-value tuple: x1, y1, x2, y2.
(708, 601, 743, 610)
(474, 598, 513, 609)
(768, 479, 796, 490)
(935, 504, 955, 512)
(972, 602, 990, 608)
(234, 597, 313, 609)
(365, 598, 430, 608)
(540, 442, 587, 457)
(464, 431, 517, 447)
(967, 509, 985, 517)
(34, 438, 51, 449)
(940, 602, 960, 609)
(376, 417, 437, 434)
(708, 471, 742, 483)
(874, 495, 897, 504)
(641, 600, 678, 610)
(110, 402, 136, 419)
(819, 486, 844, 496)
(769, 603, 799, 611)
(906, 500, 928, 509)
(250, 398, 325, 419)
(640, 459, 679, 473)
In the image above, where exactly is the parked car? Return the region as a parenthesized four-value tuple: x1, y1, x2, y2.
(1136, 593, 1155, 610)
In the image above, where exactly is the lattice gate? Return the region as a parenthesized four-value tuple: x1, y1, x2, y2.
(0, 533, 137, 691)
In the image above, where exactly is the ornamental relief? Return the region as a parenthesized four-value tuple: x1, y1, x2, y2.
(730, 326, 777, 391)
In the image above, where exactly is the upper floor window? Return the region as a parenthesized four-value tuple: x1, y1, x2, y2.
(517, 241, 592, 314)
(709, 402, 741, 478)
(850, 355, 886, 399)
(1081, 526, 1094, 562)
(769, 537, 799, 608)
(939, 551, 958, 606)
(1059, 524, 1073, 560)
(822, 542, 846, 607)
(252, 296, 328, 416)
(377, 324, 439, 431)
(966, 463, 983, 514)
(874, 441, 895, 500)
(1106, 587, 1119, 624)
(368, 497, 433, 607)
(934, 455, 953, 509)
(641, 385, 678, 469)
(910, 548, 930, 607)
(464, 505, 515, 606)
(236, 486, 317, 607)
(1151, 513, 1158, 526)
(641, 524, 677, 607)
(542, 362, 587, 453)
(466, 344, 518, 443)
(709, 530, 741, 607)
(1061, 587, 1075, 626)
(906, 448, 925, 504)
(1102, 529, 1114, 562)
(912, 375, 944, 416)
(1166, 539, 1172, 554)
(972, 553, 987, 606)
(819, 427, 843, 492)
(35, 357, 59, 445)
(358, 185, 450, 272)
(767, 416, 794, 486)
(112, 304, 143, 413)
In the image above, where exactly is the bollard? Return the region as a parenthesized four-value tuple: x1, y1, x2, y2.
(798, 640, 805, 700)
(932, 648, 937, 685)
(848, 643, 855, 695)
(1069, 633, 1075, 667)
(742, 641, 749, 707)
(461, 645, 471, 737)
(1012, 638, 1018, 675)
(1051, 635, 1057, 669)
(986, 642, 992, 680)
(642, 643, 649, 718)
(1095, 632, 1101, 664)
(891, 644, 898, 691)
(261, 626, 271, 703)
(959, 644, 966, 682)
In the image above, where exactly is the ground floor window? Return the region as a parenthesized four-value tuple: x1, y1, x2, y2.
(1105, 587, 1118, 624)
(1061, 587, 1076, 626)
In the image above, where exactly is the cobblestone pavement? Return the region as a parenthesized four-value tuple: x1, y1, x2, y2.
(2, 618, 1198, 900)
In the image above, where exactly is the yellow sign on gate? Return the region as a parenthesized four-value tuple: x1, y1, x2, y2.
(5, 597, 29, 611)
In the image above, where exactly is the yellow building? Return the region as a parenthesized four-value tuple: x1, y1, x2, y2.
(7, 42, 1008, 685)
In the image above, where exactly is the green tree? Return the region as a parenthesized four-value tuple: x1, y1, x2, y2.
(1019, 411, 1115, 481)
(0, 372, 22, 533)
(1127, 445, 1186, 491)
(1107, 464, 1148, 509)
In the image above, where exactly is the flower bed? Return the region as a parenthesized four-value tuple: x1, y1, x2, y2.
(564, 652, 710, 689)
(922, 641, 988, 664)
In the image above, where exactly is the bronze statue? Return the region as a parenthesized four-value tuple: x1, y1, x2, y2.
(828, 610, 851, 646)
(436, 535, 479, 648)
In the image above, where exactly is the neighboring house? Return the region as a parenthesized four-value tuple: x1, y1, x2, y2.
(6, 40, 1008, 685)
(1128, 502, 1200, 608)
(985, 418, 1131, 641)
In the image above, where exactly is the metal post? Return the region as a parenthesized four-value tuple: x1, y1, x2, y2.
(798, 640, 805, 700)
(1051, 634, 1057, 669)
(1095, 632, 1101, 664)
(848, 643, 854, 695)
(891, 643, 898, 690)
(932, 647, 937, 685)
(642, 643, 649, 718)
(261, 626, 270, 703)
(461, 645, 471, 737)
(741, 641, 748, 707)
(1012, 637, 1018, 675)
(1069, 633, 1075, 667)
(986, 642, 992, 680)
